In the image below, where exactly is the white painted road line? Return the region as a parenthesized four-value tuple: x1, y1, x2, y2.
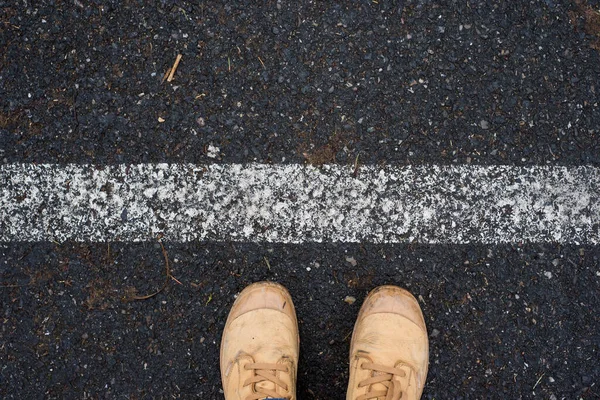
(0, 164, 598, 243)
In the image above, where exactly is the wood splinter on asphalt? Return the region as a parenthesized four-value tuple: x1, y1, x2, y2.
(165, 54, 183, 83)
(352, 152, 361, 177)
(131, 237, 179, 300)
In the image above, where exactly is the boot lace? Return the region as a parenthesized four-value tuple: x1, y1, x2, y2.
(356, 362, 406, 400)
(243, 362, 290, 400)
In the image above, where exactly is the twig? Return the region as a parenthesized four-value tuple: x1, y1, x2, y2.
(258, 56, 266, 69)
(0, 283, 30, 288)
(2, 21, 20, 29)
(167, 54, 182, 82)
(548, 144, 557, 159)
(264, 256, 271, 271)
(352, 152, 361, 178)
(178, 7, 191, 21)
(343, 330, 353, 341)
(161, 68, 171, 83)
(131, 239, 172, 300)
(532, 372, 545, 390)
(583, 387, 600, 399)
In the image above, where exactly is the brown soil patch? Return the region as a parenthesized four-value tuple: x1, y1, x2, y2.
(570, 0, 600, 50)
(298, 129, 356, 166)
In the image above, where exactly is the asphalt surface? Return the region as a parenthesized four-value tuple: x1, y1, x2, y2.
(1, 0, 600, 399)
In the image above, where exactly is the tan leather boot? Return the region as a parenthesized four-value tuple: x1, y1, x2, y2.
(220, 282, 299, 400)
(346, 286, 429, 400)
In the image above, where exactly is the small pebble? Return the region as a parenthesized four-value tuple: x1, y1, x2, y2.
(480, 120, 489, 129)
(344, 296, 356, 305)
(345, 256, 357, 267)
(207, 144, 220, 159)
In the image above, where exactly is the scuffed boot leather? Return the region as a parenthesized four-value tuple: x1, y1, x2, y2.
(220, 282, 299, 400)
(346, 286, 429, 400)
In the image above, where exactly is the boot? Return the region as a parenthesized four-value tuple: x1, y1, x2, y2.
(220, 282, 299, 400)
(346, 286, 429, 400)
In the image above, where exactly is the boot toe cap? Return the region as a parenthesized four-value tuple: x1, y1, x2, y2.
(228, 281, 297, 322)
(359, 285, 426, 331)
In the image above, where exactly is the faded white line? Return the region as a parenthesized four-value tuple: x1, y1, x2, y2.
(0, 164, 598, 243)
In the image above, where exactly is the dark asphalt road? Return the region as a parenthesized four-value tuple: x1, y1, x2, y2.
(2, 243, 600, 399)
(1, 1, 600, 399)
